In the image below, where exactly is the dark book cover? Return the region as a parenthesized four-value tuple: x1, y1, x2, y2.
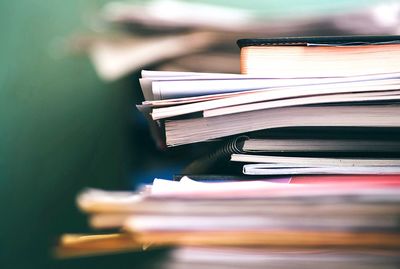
(237, 35, 400, 47)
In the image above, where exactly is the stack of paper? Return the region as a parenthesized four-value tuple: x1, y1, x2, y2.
(64, 176, 400, 268)
(59, 36, 400, 268)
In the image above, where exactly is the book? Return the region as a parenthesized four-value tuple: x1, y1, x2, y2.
(238, 35, 400, 77)
(231, 153, 400, 175)
(164, 105, 400, 146)
(242, 165, 400, 175)
(230, 154, 400, 166)
(129, 230, 400, 249)
(242, 137, 400, 153)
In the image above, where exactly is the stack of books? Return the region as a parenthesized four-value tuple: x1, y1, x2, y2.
(59, 35, 400, 268)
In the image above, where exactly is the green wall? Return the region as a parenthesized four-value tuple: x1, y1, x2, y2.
(0, 1, 135, 268)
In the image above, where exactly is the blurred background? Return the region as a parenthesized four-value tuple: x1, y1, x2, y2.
(1, 0, 399, 268)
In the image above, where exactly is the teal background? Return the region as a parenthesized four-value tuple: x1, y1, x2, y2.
(0, 1, 136, 268)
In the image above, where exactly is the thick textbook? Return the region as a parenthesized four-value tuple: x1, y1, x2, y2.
(238, 35, 400, 76)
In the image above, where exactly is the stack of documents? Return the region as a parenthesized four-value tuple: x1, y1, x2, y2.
(63, 176, 400, 268)
(59, 36, 400, 268)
